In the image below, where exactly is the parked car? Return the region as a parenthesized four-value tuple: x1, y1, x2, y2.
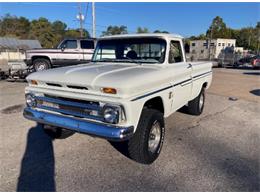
(23, 33, 212, 164)
(25, 38, 96, 71)
(218, 53, 242, 68)
(234, 55, 255, 67)
(251, 55, 260, 69)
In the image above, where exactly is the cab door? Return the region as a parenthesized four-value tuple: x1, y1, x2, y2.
(57, 39, 80, 66)
(168, 40, 192, 111)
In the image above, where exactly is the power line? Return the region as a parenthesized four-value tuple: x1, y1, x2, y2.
(77, 3, 84, 37)
(9, 2, 140, 35)
(83, 19, 137, 33)
(18, 2, 78, 8)
(85, 2, 89, 21)
(95, 5, 123, 15)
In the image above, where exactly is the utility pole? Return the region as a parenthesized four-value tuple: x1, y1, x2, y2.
(77, 3, 84, 37)
(248, 23, 252, 49)
(208, 27, 213, 60)
(257, 41, 260, 55)
(92, 2, 96, 38)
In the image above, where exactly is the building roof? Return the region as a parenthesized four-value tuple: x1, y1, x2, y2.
(0, 37, 42, 49)
(190, 38, 236, 42)
(100, 33, 183, 40)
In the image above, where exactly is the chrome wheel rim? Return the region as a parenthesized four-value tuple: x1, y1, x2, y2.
(199, 93, 204, 111)
(36, 63, 47, 71)
(148, 121, 161, 153)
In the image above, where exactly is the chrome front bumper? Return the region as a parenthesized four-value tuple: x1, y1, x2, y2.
(23, 107, 134, 141)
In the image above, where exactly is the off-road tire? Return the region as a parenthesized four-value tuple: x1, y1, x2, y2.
(188, 87, 205, 115)
(39, 123, 75, 139)
(33, 58, 51, 71)
(127, 108, 165, 164)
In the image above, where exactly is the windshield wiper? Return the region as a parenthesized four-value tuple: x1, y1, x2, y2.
(92, 58, 142, 65)
(123, 57, 142, 65)
(92, 58, 119, 63)
(92, 58, 158, 65)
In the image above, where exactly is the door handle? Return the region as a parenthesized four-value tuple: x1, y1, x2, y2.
(187, 64, 192, 69)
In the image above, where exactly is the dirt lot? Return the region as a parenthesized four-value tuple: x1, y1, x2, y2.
(0, 67, 259, 191)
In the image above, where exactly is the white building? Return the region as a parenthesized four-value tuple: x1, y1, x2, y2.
(0, 37, 41, 71)
(189, 39, 236, 60)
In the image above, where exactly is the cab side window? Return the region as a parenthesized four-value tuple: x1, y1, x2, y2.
(80, 40, 94, 49)
(169, 41, 183, 63)
(60, 40, 77, 49)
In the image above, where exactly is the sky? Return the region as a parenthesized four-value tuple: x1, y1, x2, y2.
(0, 2, 259, 37)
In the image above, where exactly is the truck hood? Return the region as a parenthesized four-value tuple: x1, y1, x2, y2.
(27, 63, 171, 98)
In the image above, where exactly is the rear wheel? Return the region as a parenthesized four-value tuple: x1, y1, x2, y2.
(188, 87, 205, 115)
(33, 58, 50, 71)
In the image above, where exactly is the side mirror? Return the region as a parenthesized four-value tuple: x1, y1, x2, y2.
(61, 46, 66, 51)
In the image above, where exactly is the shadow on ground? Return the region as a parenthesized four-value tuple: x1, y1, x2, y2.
(250, 89, 260, 96)
(17, 124, 56, 192)
(226, 66, 254, 70)
(109, 140, 130, 159)
(184, 134, 259, 191)
(243, 72, 260, 76)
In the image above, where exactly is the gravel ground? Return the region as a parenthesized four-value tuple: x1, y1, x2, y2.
(0, 67, 259, 191)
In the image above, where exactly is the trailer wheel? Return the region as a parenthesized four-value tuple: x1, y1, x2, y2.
(33, 58, 50, 71)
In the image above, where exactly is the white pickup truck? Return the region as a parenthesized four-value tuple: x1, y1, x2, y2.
(23, 34, 212, 164)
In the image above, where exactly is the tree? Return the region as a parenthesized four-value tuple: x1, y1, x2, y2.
(236, 27, 258, 51)
(136, 27, 149, 33)
(0, 14, 18, 37)
(206, 16, 231, 39)
(16, 17, 30, 39)
(192, 16, 260, 52)
(101, 25, 128, 36)
(153, 30, 169, 34)
(0, 14, 92, 48)
(189, 34, 207, 40)
(64, 28, 90, 39)
(52, 20, 67, 35)
(51, 20, 67, 45)
(0, 14, 30, 39)
(29, 17, 56, 48)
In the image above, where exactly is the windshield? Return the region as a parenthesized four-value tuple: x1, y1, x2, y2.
(92, 38, 166, 64)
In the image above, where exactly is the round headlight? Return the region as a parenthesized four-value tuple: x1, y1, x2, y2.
(25, 94, 36, 107)
(103, 106, 119, 124)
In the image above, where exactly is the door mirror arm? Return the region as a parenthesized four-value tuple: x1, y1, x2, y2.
(61, 46, 66, 52)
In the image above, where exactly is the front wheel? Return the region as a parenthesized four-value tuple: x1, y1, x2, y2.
(126, 108, 165, 164)
(33, 58, 50, 71)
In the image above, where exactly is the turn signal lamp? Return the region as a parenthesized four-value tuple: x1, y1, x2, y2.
(102, 87, 117, 94)
(30, 80, 38, 85)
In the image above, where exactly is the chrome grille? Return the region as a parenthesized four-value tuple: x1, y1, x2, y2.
(35, 95, 103, 121)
